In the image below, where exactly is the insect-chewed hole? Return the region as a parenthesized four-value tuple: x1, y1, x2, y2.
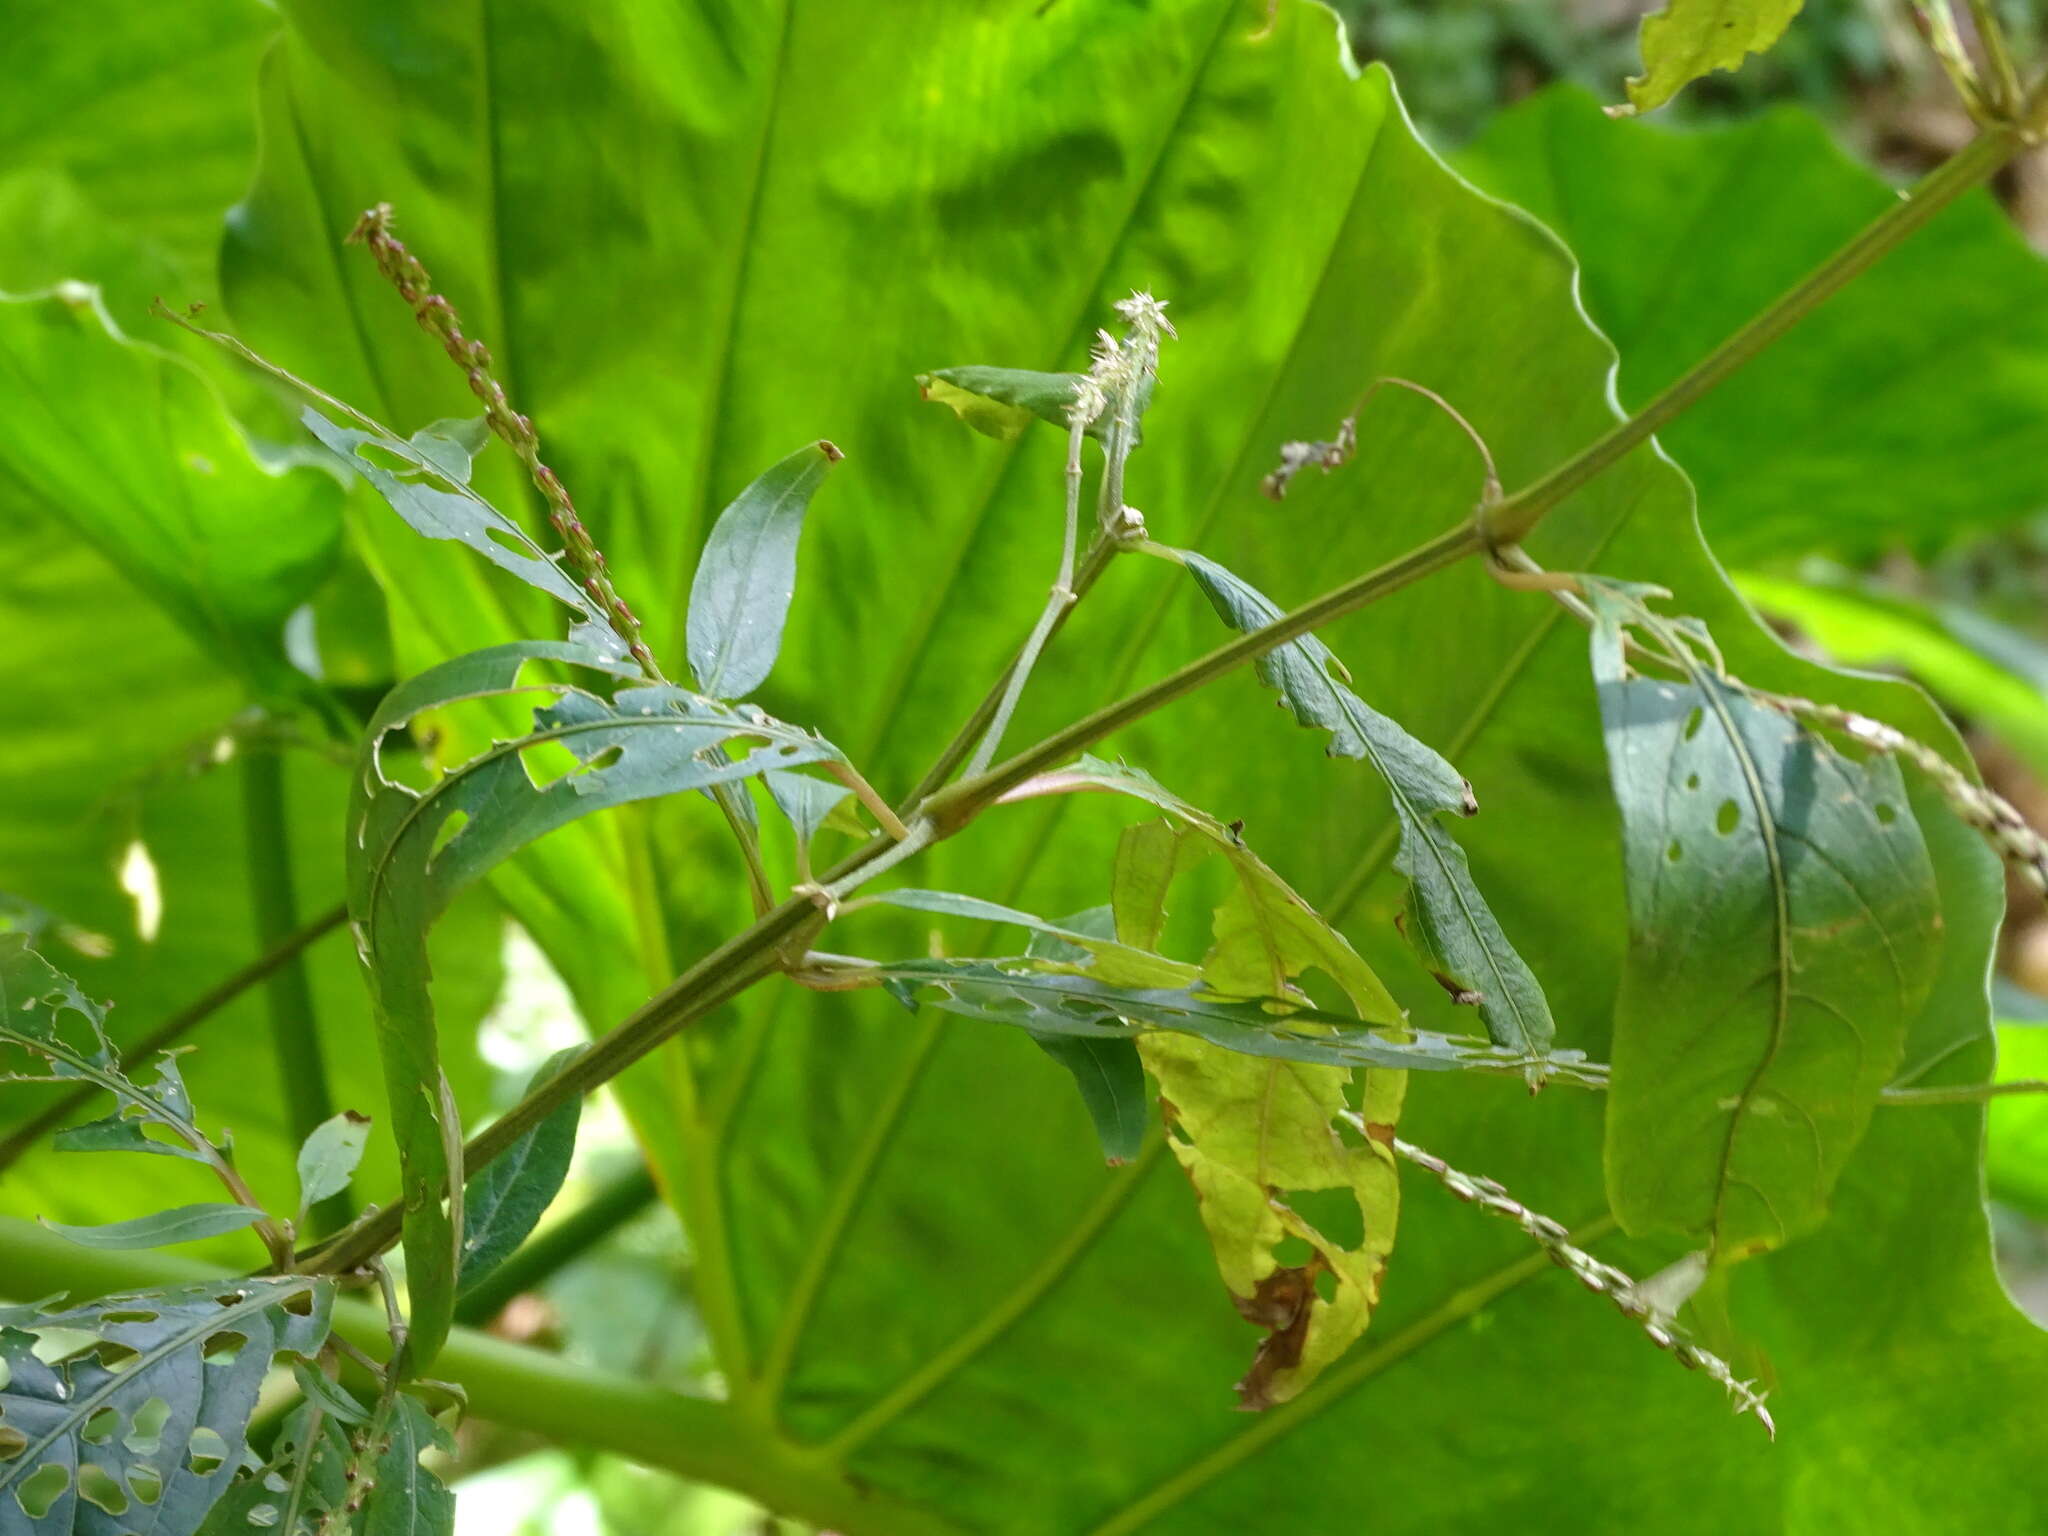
(1271, 1234, 1315, 1268)
(427, 809, 470, 865)
(76, 1462, 128, 1516)
(124, 1397, 170, 1455)
(15, 1461, 69, 1517)
(200, 1331, 246, 1368)
(1685, 773, 1701, 792)
(0, 1421, 25, 1461)
(97, 1310, 157, 1325)
(186, 1426, 229, 1476)
(81, 1406, 120, 1444)
(126, 1462, 162, 1505)
(1875, 802, 1897, 825)
(1314, 1268, 1338, 1304)
(280, 1289, 315, 1319)
(1682, 706, 1704, 742)
(248, 1501, 282, 1527)
(1666, 840, 1683, 864)
(1716, 799, 1741, 836)
(93, 1340, 140, 1372)
(1290, 1187, 1363, 1251)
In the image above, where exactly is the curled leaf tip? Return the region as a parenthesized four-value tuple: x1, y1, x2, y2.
(817, 439, 845, 462)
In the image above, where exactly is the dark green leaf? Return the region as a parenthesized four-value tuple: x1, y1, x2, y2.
(1032, 1036, 1148, 1167)
(863, 888, 1196, 989)
(1590, 591, 1943, 1260)
(458, 1049, 582, 1293)
(41, 1203, 265, 1251)
(294, 1110, 371, 1216)
(0, 1276, 331, 1533)
(687, 440, 843, 699)
(359, 1394, 456, 1536)
(197, 1398, 354, 1536)
(1170, 551, 1553, 1055)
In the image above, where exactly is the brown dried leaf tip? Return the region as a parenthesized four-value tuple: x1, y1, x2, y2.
(1232, 1261, 1320, 1412)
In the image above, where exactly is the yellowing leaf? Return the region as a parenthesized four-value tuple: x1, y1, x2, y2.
(1619, 0, 1805, 115)
(1140, 1034, 1402, 1410)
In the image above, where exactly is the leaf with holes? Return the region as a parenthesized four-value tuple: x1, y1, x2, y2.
(1618, 0, 1805, 114)
(349, 640, 847, 1371)
(196, 1397, 354, 1536)
(458, 1049, 581, 1293)
(1142, 1031, 1401, 1409)
(0, 934, 211, 1168)
(0, 1276, 331, 1533)
(686, 440, 843, 699)
(1589, 589, 1942, 1261)
(861, 888, 1198, 990)
(872, 958, 1601, 1086)
(358, 1394, 455, 1536)
(1164, 553, 1554, 1056)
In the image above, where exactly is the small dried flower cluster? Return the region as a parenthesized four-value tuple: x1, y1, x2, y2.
(1072, 290, 1176, 542)
(347, 203, 659, 679)
(1386, 1129, 1776, 1437)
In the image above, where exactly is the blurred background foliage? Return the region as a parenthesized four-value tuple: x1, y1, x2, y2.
(6, 1, 2048, 1529)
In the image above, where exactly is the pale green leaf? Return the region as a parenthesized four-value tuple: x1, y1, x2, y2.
(294, 1110, 371, 1216)
(40, 1203, 265, 1251)
(687, 440, 844, 699)
(1620, 0, 1805, 115)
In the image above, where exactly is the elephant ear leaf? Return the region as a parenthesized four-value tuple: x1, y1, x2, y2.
(1587, 584, 1942, 1262)
(0, 1276, 332, 1533)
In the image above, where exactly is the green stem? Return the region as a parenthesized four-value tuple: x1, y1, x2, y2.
(906, 535, 1119, 809)
(0, 1217, 960, 1536)
(0, 903, 347, 1175)
(241, 746, 341, 1230)
(1881, 1078, 2048, 1106)
(1965, 0, 2023, 112)
(965, 420, 1090, 779)
(1485, 127, 2021, 546)
(453, 1166, 659, 1325)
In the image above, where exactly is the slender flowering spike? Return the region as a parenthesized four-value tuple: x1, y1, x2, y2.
(1382, 1127, 1776, 1437)
(346, 202, 663, 680)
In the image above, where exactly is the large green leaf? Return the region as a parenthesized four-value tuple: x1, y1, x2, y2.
(0, 290, 342, 695)
(1459, 84, 2048, 562)
(1588, 595, 1941, 1260)
(205, 0, 2047, 1529)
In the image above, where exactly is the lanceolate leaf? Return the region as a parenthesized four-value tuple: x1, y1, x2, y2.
(349, 641, 847, 1370)
(863, 888, 1197, 990)
(0, 1276, 332, 1534)
(1589, 592, 1942, 1260)
(359, 1394, 456, 1536)
(917, 366, 1117, 444)
(1033, 1037, 1148, 1167)
(1619, 0, 1805, 115)
(295, 1110, 371, 1216)
(40, 1203, 265, 1251)
(1169, 552, 1554, 1056)
(687, 440, 844, 699)
(0, 933, 209, 1167)
(196, 1398, 354, 1536)
(873, 958, 1602, 1085)
(458, 1049, 582, 1293)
